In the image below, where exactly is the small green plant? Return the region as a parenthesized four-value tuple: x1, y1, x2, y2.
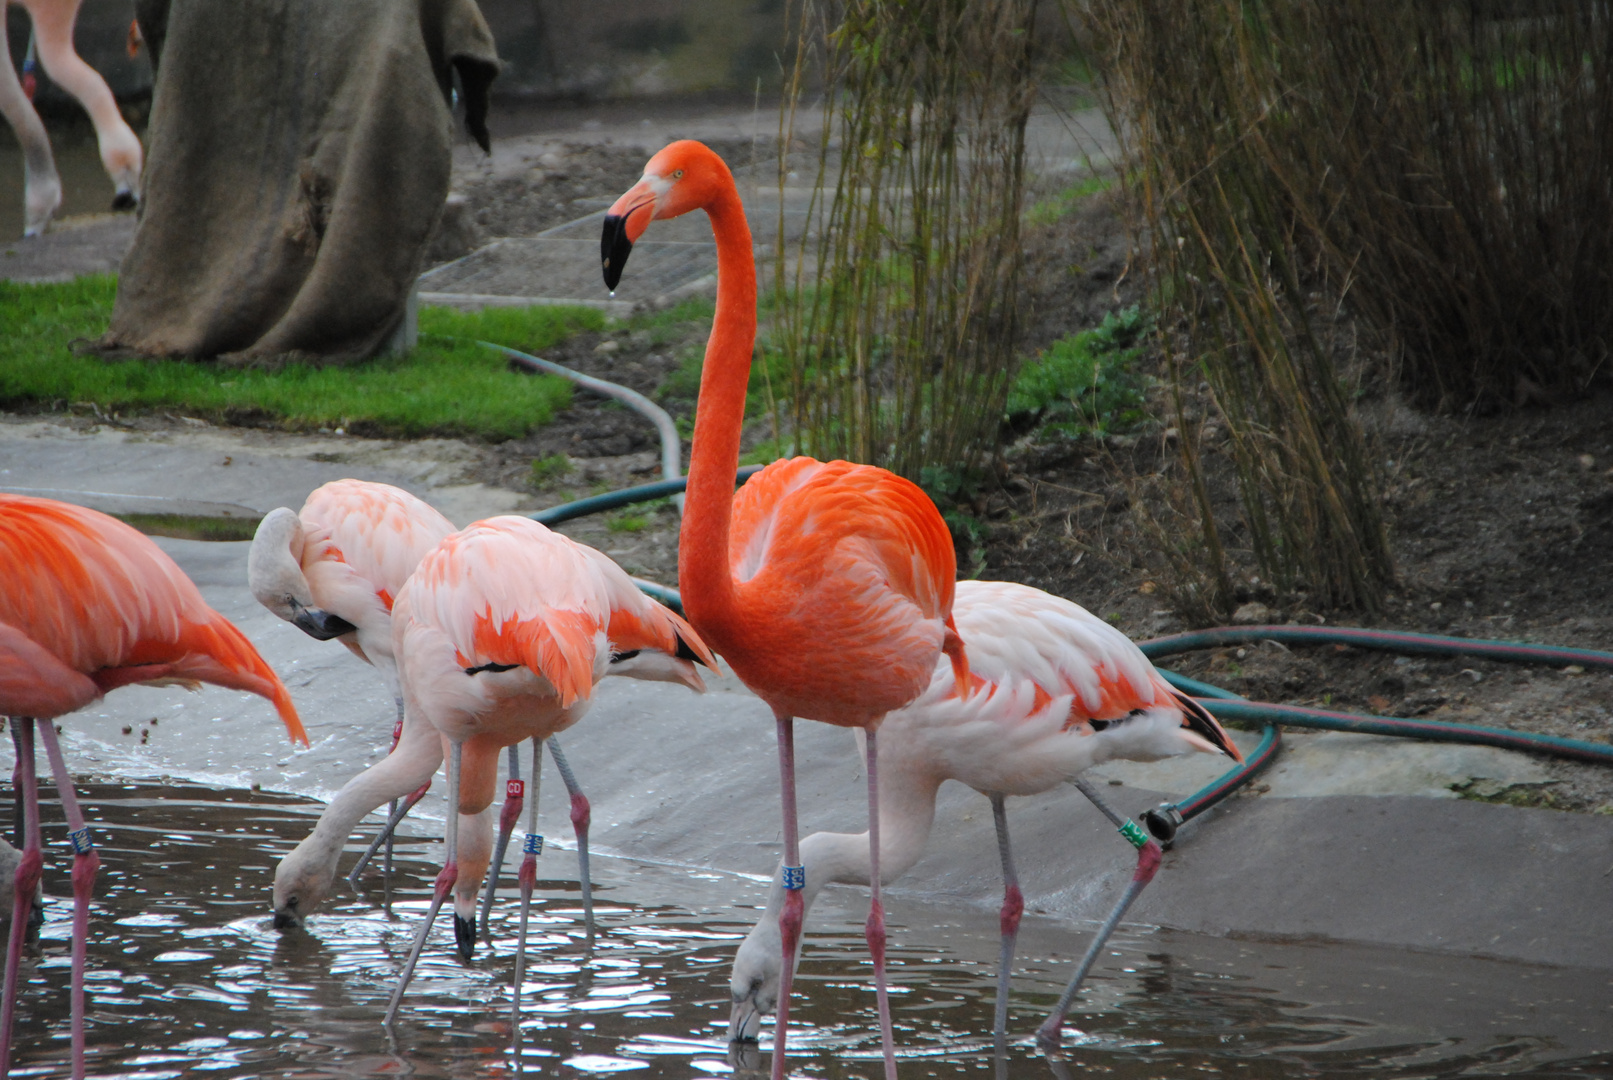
(1024, 174, 1116, 227)
(607, 512, 649, 533)
(918, 465, 988, 577)
(529, 453, 573, 487)
(1006, 306, 1148, 439)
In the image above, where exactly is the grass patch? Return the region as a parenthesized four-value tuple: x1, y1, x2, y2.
(117, 512, 262, 542)
(1024, 173, 1116, 226)
(0, 276, 604, 440)
(1006, 305, 1148, 439)
(1449, 779, 1567, 811)
(529, 453, 574, 487)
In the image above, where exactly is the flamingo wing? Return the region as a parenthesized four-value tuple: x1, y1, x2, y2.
(0, 495, 307, 742)
(300, 480, 456, 609)
(722, 458, 964, 723)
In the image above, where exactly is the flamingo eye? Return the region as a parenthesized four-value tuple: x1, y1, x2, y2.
(673, 169, 684, 179)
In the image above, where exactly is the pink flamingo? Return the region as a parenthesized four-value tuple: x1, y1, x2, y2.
(250, 480, 455, 885)
(379, 515, 716, 1036)
(727, 579, 1243, 1052)
(255, 484, 604, 953)
(0, 0, 143, 236)
(602, 140, 968, 1080)
(0, 493, 307, 1079)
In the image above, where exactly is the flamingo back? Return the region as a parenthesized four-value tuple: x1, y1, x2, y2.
(397, 517, 710, 710)
(299, 479, 456, 612)
(0, 494, 306, 742)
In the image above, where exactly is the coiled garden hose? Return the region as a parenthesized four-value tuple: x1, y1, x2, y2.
(487, 343, 1613, 848)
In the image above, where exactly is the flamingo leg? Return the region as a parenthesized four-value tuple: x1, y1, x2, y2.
(769, 712, 805, 1080)
(383, 702, 404, 892)
(349, 777, 432, 890)
(511, 736, 545, 1070)
(478, 742, 525, 942)
(546, 738, 593, 949)
(1035, 776, 1162, 1050)
(865, 726, 898, 1080)
(0, 718, 43, 1077)
(989, 792, 1023, 1054)
(38, 719, 97, 1080)
(383, 740, 462, 1027)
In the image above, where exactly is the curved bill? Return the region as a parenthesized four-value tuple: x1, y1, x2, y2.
(601, 213, 635, 291)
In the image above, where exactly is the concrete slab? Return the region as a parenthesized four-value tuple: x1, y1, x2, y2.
(3, 530, 1609, 973)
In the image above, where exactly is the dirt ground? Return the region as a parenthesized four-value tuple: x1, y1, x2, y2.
(7, 98, 1610, 814)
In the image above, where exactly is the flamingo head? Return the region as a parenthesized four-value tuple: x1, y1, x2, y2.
(271, 836, 337, 930)
(727, 912, 784, 1043)
(601, 140, 734, 290)
(249, 508, 358, 642)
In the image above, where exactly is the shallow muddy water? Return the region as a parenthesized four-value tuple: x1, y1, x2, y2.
(1, 780, 1609, 1079)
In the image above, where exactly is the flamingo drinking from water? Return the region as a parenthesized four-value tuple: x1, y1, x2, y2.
(0, 494, 306, 1079)
(255, 482, 605, 950)
(602, 140, 968, 1080)
(380, 515, 715, 1035)
(0, 0, 143, 235)
(727, 579, 1243, 1052)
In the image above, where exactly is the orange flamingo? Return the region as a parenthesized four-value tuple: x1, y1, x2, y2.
(727, 580, 1243, 1052)
(381, 515, 716, 1037)
(602, 141, 968, 1080)
(0, 0, 143, 236)
(0, 494, 306, 1079)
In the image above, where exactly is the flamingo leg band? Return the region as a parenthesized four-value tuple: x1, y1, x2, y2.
(523, 834, 544, 856)
(782, 865, 806, 891)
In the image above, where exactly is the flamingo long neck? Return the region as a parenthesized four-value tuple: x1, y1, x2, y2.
(678, 185, 755, 627)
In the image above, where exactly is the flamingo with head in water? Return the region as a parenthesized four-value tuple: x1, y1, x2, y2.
(379, 515, 716, 1036)
(0, 494, 306, 1079)
(602, 140, 968, 1080)
(0, 0, 143, 235)
(726, 579, 1243, 1053)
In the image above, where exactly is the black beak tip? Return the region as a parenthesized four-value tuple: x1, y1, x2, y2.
(454, 913, 477, 961)
(601, 214, 633, 292)
(272, 909, 300, 931)
(292, 605, 358, 642)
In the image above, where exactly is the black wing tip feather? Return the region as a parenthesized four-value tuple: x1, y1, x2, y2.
(1174, 690, 1240, 759)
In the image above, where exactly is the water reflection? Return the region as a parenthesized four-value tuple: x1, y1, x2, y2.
(0, 781, 1608, 1078)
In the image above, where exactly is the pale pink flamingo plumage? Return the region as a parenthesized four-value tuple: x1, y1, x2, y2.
(602, 140, 967, 1080)
(0, 0, 143, 236)
(726, 579, 1242, 1047)
(0, 494, 306, 1078)
(381, 515, 716, 1031)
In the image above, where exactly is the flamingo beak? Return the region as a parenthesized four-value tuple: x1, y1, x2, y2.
(601, 181, 656, 291)
(289, 600, 357, 641)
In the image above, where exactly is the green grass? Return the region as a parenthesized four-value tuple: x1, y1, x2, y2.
(529, 452, 574, 487)
(0, 276, 605, 441)
(1006, 305, 1148, 439)
(1024, 174, 1116, 226)
(117, 512, 262, 542)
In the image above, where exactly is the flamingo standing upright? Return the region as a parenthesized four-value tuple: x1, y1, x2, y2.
(0, 0, 143, 235)
(726, 580, 1243, 1051)
(380, 515, 716, 1035)
(0, 494, 307, 1079)
(602, 140, 968, 1080)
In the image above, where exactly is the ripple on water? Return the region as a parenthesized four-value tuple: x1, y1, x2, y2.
(0, 780, 1609, 1079)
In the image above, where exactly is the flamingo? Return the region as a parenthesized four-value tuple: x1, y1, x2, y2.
(250, 480, 455, 887)
(0, 493, 307, 1079)
(0, 0, 143, 236)
(380, 515, 717, 1034)
(726, 579, 1243, 1053)
(602, 140, 969, 1080)
(255, 483, 605, 953)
